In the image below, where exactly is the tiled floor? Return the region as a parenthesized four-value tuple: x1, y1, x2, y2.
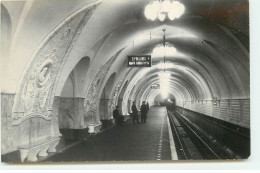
(44, 107, 173, 162)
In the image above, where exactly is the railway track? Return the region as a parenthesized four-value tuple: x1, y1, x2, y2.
(167, 109, 221, 160)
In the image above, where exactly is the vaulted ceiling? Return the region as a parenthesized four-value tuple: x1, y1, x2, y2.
(70, 0, 249, 104)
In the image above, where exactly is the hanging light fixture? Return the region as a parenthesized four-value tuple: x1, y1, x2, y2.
(152, 42, 176, 57)
(157, 28, 171, 99)
(144, 0, 185, 21)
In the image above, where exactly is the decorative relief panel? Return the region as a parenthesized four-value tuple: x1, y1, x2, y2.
(84, 50, 124, 124)
(109, 69, 131, 115)
(84, 70, 104, 122)
(21, 59, 54, 117)
(110, 80, 123, 111)
(121, 80, 136, 115)
(123, 78, 135, 104)
(11, 2, 101, 125)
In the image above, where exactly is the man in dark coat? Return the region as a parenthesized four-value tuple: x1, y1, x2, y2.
(141, 101, 148, 123)
(131, 102, 139, 124)
(113, 106, 124, 126)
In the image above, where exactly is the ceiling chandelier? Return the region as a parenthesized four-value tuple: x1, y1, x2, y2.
(152, 42, 176, 57)
(152, 28, 177, 57)
(144, 0, 185, 21)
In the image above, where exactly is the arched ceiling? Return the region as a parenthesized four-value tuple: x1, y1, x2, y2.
(62, 0, 249, 104)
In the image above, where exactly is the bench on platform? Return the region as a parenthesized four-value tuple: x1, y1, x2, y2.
(18, 136, 60, 162)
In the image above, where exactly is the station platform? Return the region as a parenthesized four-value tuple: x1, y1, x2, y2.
(44, 106, 178, 162)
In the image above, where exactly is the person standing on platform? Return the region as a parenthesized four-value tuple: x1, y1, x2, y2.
(131, 101, 139, 124)
(146, 102, 149, 111)
(113, 106, 124, 126)
(141, 101, 148, 123)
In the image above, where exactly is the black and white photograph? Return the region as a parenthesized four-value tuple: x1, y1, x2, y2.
(1, 0, 251, 164)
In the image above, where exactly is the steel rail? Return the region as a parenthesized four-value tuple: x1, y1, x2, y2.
(166, 109, 188, 160)
(174, 111, 221, 159)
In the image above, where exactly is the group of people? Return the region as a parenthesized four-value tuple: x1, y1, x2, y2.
(131, 101, 149, 124)
(112, 101, 150, 126)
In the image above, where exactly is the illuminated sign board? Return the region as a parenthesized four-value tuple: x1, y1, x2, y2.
(151, 84, 160, 89)
(128, 55, 151, 67)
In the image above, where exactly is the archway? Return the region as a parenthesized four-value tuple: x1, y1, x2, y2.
(1, 4, 12, 65)
(58, 57, 90, 139)
(118, 80, 128, 115)
(99, 72, 116, 120)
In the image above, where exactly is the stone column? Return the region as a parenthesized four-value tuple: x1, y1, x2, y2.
(128, 100, 131, 113)
(57, 97, 89, 140)
(51, 96, 61, 137)
(99, 98, 113, 129)
(118, 98, 123, 114)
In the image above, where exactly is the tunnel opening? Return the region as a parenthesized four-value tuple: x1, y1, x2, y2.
(154, 93, 176, 107)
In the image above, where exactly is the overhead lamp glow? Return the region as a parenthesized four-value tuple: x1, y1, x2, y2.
(158, 72, 171, 99)
(152, 46, 164, 57)
(157, 29, 172, 100)
(152, 42, 177, 57)
(156, 62, 175, 70)
(144, 1, 160, 21)
(162, 0, 172, 12)
(158, 72, 171, 79)
(144, 0, 185, 21)
(171, 1, 185, 18)
(160, 86, 169, 99)
(158, 12, 166, 21)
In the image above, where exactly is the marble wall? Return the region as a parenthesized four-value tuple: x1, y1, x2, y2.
(98, 98, 112, 120)
(51, 97, 61, 136)
(58, 97, 85, 129)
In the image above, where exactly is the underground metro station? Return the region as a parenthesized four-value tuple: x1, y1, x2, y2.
(1, 0, 249, 162)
